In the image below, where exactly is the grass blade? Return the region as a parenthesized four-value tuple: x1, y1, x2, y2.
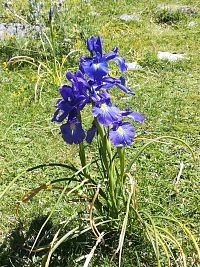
(127, 135, 196, 173)
(112, 174, 134, 267)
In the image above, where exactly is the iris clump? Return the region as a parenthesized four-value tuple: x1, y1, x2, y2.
(52, 35, 145, 147)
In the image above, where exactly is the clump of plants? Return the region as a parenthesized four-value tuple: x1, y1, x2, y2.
(2, 34, 198, 266)
(1, 6, 199, 264)
(154, 9, 186, 25)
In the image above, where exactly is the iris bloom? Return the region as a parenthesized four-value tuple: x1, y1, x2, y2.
(80, 36, 127, 81)
(92, 103, 121, 126)
(61, 120, 85, 145)
(121, 109, 146, 122)
(52, 71, 90, 123)
(60, 110, 85, 144)
(95, 76, 135, 95)
(109, 122, 135, 147)
(52, 35, 146, 147)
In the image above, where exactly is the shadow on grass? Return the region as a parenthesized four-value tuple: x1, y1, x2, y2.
(0, 215, 156, 267)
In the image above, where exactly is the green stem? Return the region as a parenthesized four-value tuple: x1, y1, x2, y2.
(95, 121, 118, 216)
(79, 142, 89, 177)
(49, 21, 59, 85)
(78, 112, 89, 177)
(117, 147, 125, 180)
(116, 147, 126, 203)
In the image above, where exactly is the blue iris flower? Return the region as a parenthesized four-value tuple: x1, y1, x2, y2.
(86, 122, 97, 144)
(60, 109, 85, 145)
(121, 109, 146, 122)
(96, 76, 135, 95)
(92, 102, 121, 126)
(52, 71, 90, 123)
(87, 35, 103, 56)
(109, 122, 135, 147)
(61, 119, 85, 145)
(52, 35, 146, 147)
(80, 36, 127, 81)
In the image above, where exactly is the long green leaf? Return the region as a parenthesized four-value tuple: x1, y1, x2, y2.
(155, 216, 200, 260)
(30, 163, 91, 254)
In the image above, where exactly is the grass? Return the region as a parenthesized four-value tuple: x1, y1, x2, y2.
(0, 0, 200, 266)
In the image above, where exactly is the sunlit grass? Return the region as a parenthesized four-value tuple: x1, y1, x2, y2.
(0, 0, 199, 266)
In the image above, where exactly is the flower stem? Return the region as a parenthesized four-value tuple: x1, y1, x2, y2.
(49, 20, 59, 85)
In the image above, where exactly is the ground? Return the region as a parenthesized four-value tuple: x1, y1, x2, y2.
(0, 0, 199, 266)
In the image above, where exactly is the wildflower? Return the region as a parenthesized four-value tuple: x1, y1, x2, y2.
(121, 109, 146, 122)
(92, 103, 121, 126)
(52, 71, 90, 122)
(61, 120, 85, 144)
(52, 35, 145, 147)
(87, 35, 102, 56)
(86, 123, 97, 144)
(49, 7, 53, 22)
(60, 110, 85, 144)
(97, 76, 135, 95)
(80, 36, 127, 81)
(109, 122, 135, 147)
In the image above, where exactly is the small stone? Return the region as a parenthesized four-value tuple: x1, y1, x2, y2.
(119, 14, 141, 22)
(0, 22, 42, 40)
(126, 62, 143, 70)
(188, 21, 196, 27)
(89, 11, 99, 16)
(156, 4, 197, 16)
(157, 51, 186, 61)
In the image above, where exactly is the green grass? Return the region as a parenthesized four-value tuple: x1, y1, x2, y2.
(0, 0, 200, 266)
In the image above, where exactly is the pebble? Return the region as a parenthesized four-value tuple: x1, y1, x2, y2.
(156, 4, 197, 16)
(89, 11, 99, 16)
(187, 21, 196, 27)
(0, 22, 41, 40)
(126, 62, 143, 70)
(119, 14, 141, 22)
(157, 51, 186, 61)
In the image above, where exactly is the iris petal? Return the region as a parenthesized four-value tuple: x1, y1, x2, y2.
(86, 123, 97, 144)
(92, 104, 121, 126)
(61, 121, 85, 145)
(113, 56, 127, 72)
(121, 109, 146, 122)
(109, 122, 134, 147)
(86, 35, 103, 56)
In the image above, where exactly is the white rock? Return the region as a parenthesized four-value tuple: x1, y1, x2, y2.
(156, 4, 196, 16)
(157, 51, 186, 61)
(119, 14, 140, 22)
(126, 62, 143, 70)
(89, 11, 99, 16)
(188, 21, 196, 27)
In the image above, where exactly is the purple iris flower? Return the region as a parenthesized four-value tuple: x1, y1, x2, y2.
(109, 122, 135, 147)
(92, 103, 121, 126)
(61, 120, 85, 145)
(60, 110, 85, 144)
(52, 71, 90, 123)
(87, 36, 103, 56)
(86, 122, 97, 144)
(51, 97, 72, 122)
(49, 8, 53, 22)
(80, 36, 127, 81)
(96, 76, 135, 95)
(121, 109, 146, 122)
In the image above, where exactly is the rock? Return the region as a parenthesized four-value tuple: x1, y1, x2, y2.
(0, 22, 41, 40)
(188, 21, 196, 27)
(157, 51, 186, 61)
(156, 4, 197, 16)
(89, 11, 99, 16)
(119, 14, 141, 22)
(126, 62, 143, 70)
